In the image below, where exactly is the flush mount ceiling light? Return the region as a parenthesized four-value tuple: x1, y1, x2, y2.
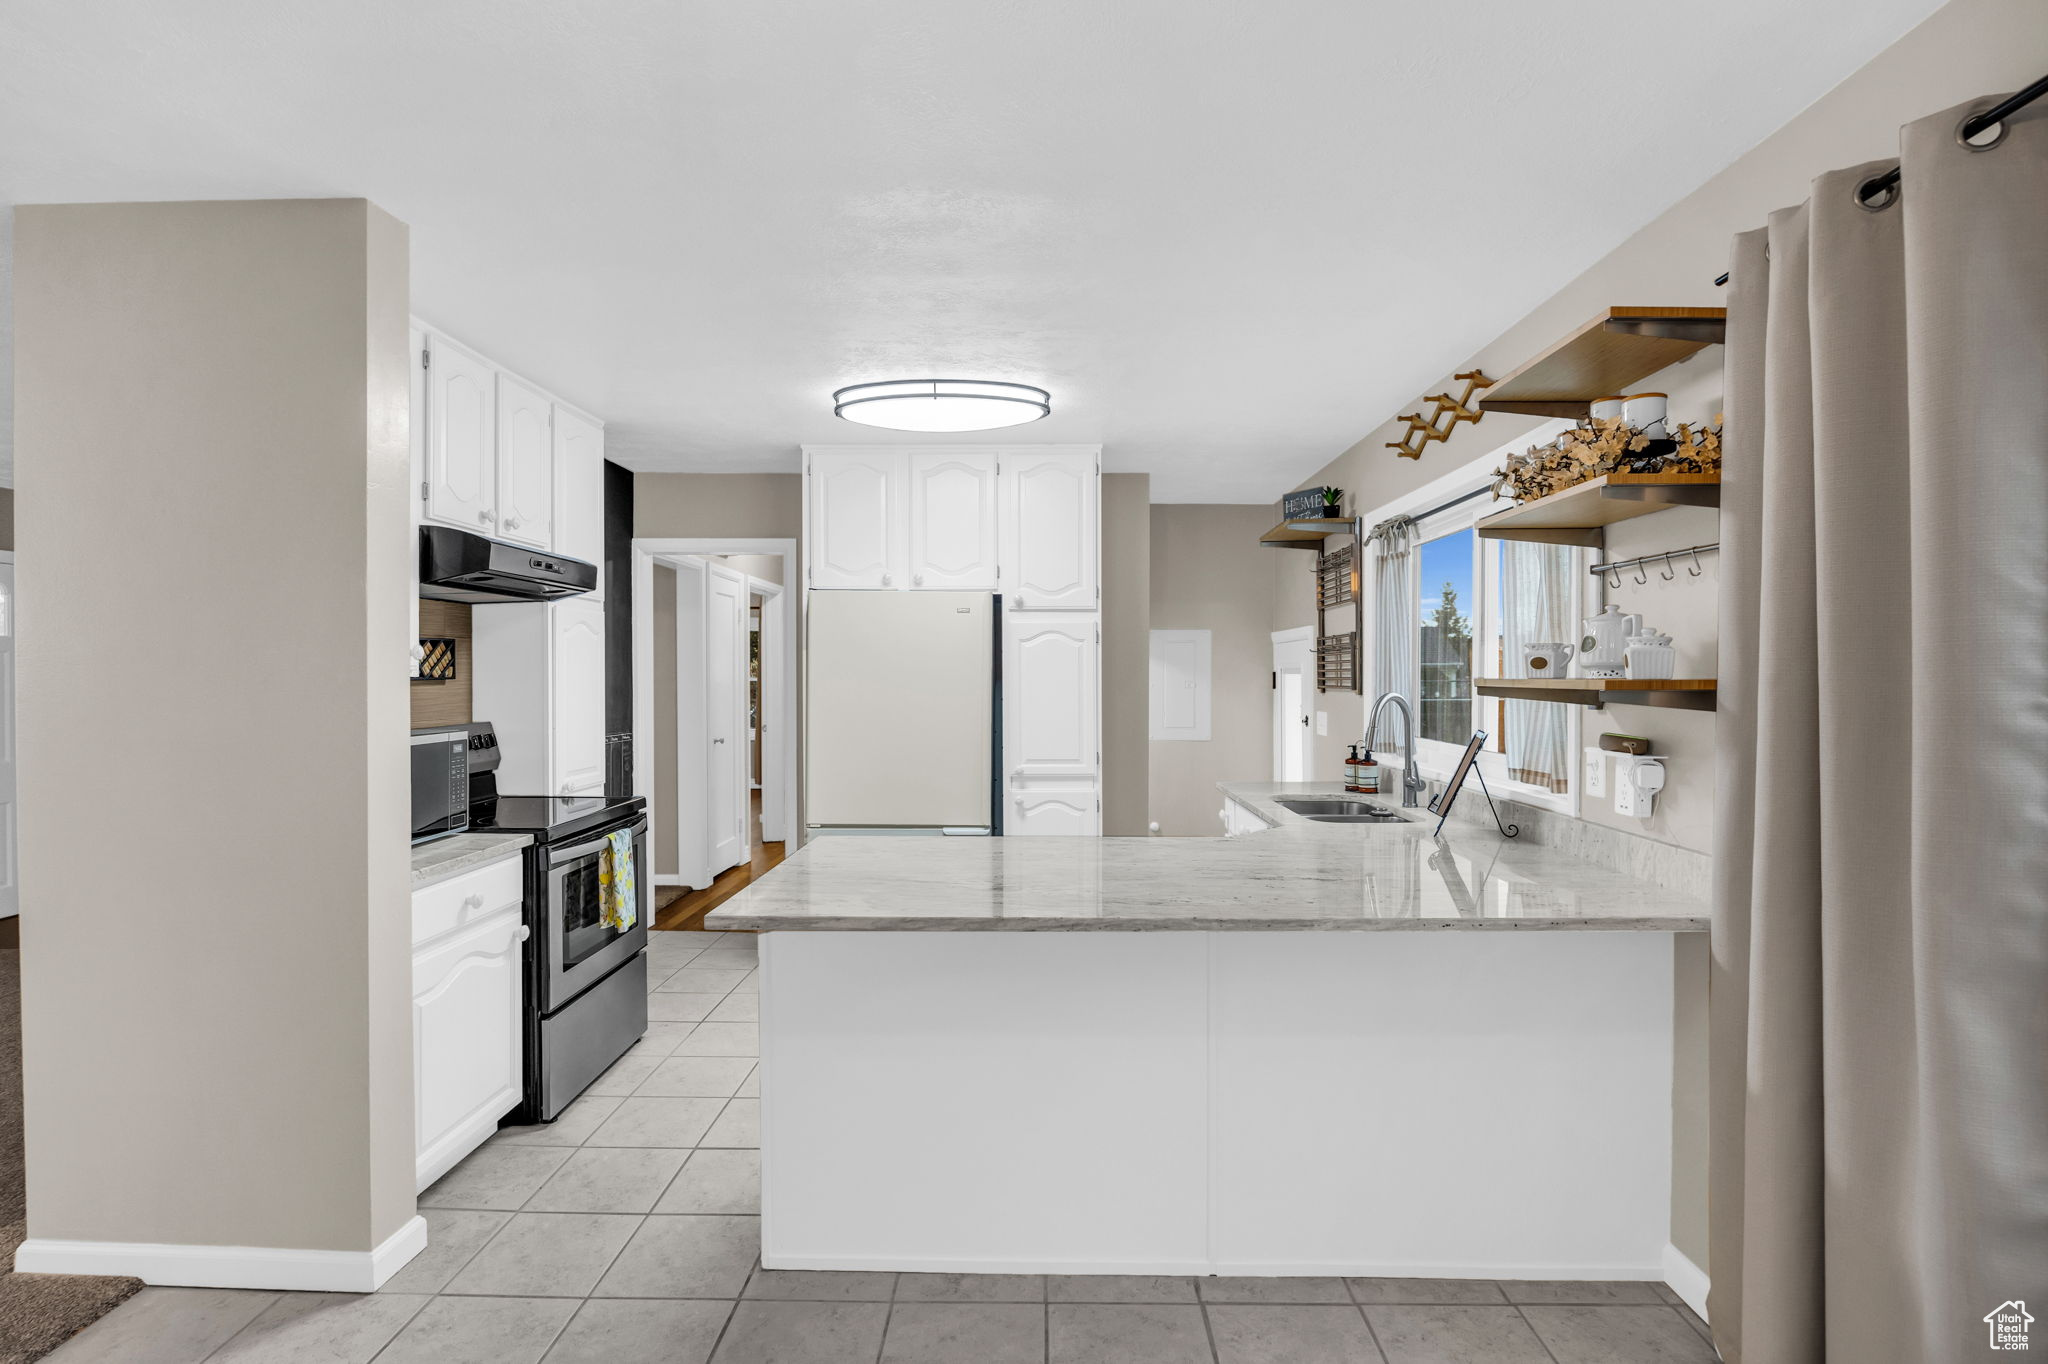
(832, 379, 1051, 432)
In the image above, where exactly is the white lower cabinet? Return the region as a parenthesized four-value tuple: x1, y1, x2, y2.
(413, 857, 527, 1192)
(1220, 797, 1268, 837)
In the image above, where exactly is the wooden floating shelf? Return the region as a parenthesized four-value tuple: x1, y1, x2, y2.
(1480, 307, 1727, 418)
(1476, 473, 1719, 547)
(1261, 517, 1358, 549)
(1476, 677, 1718, 712)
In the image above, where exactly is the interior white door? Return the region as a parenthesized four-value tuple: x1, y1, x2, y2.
(807, 451, 903, 589)
(425, 334, 497, 533)
(1272, 633, 1312, 782)
(495, 374, 554, 548)
(756, 583, 788, 844)
(550, 598, 607, 796)
(706, 564, 748, 872)
(1000, 450, 1098, 611)
(907, 452, 998, 590)
(551, 404, 605, 585)
(0, 561, 15, 918)
(671, 561, 712, 888)
(1005, 614, 1100, 835)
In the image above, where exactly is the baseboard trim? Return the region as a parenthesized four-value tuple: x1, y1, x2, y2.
(762, 1250, 1665, 1279)
(15, 1215, 428, 1291)
(1662, 1242, 1711, 1322)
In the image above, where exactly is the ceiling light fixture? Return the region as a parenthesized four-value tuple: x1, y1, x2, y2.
(832, 379, 1051, 433)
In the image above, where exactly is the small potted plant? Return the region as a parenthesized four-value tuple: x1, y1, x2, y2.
(1320, 486, 1345, 518)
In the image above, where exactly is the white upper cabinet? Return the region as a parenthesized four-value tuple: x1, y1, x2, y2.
(550, 597, 607, 797)
(807, 450, 905, 589)
(495, 374, 554, 549)
(553, 403, 606, 598)
(425, 334, 497, 533)
(906, 453, 999, 590)
(1000, 449, 1098, 610)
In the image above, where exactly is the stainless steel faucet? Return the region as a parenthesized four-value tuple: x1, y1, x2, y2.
(1363, 692, 1429, 808)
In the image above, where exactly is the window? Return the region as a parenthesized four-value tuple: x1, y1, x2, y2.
(1372, 480, 1586, 813)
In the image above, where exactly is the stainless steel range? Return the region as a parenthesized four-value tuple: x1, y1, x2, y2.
(461, 723, 649, 1123)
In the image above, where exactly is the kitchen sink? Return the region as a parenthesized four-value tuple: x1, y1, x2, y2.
(1306, 809, 1408, 823)
(1274, 798, 1373, 814)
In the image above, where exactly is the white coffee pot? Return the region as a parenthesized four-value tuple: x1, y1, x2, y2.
(1579, 605, 1641, 677)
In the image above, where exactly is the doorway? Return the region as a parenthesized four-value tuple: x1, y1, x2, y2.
(631, 539, 796, 931)
(1272, 628, 1313, 782)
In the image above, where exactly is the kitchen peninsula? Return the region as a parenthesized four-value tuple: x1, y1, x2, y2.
(708, 783, 1705, 1283)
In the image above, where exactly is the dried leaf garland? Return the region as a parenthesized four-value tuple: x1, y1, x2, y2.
(1493, 416, 1723, 504)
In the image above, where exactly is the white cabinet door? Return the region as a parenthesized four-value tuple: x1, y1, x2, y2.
(552, 404, 606, 596)
(1005, 614, 1100, 836)
(1000, 450, 1097, 610)
(906, 452, 998, 590)
(414, 909, 525, 1191)
(409, 325, 426, 678)
(550, 598, 607, 796)
(495, 374, 554, 549)
(705, 564, 748, 872)
(807, 451, 904, 589)
(1006, 616, 1099, 778)
(425, 334, 497, 534)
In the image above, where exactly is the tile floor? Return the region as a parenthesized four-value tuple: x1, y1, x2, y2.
(47, 930, 1719, 1363)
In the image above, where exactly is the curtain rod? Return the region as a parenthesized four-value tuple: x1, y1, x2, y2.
(1713, 71, 2048, 288)
(1368, 483, 1499, 540)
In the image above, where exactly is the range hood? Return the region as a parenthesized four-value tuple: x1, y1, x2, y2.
(418, 526, 599, 604)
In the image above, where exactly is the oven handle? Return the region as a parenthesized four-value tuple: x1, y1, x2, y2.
(548, 816, 650, 867)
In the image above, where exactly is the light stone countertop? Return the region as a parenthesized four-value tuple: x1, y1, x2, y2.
(705, 782, 1708, 933)
(411, 832, 533, 889)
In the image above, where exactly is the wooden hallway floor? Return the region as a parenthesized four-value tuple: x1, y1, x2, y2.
(653, 791, 782, 933)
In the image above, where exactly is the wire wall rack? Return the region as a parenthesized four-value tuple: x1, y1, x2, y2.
(1317, 544, 1357, 609)
(1315, 632, 1361, 694)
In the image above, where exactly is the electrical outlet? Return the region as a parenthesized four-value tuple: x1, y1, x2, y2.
(1315, 711, 1328, 737)
(1585, 747, 1606, 799)
(1614, 770, 1641, 817)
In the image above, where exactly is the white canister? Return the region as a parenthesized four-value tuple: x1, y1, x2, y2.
(1623, 392, 1669, 440)
(1521, 642, 1574, 677)
(1589, 396, 1625, 423)
(1625, 631, 1677, 679)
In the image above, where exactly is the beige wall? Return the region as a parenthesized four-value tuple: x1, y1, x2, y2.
(1100, 474, 1150, 835)
(1149, 504, 1279, 836)
(14, 199, 415, 1256)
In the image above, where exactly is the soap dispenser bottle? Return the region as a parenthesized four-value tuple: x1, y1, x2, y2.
(1343, 744, 1362, 792)
(1359, 749, 1382, 795)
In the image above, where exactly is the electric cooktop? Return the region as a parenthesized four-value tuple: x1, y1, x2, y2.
(467, 793, 645, 843)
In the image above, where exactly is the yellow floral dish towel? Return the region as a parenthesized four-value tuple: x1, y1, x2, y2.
(599, 828, 637, 931)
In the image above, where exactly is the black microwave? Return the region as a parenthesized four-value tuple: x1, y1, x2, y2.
(410, 727, 471, 843)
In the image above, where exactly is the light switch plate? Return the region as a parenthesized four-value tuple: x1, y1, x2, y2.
(1585, 747, 1606, 799)
(1315, 711, 1328, 736)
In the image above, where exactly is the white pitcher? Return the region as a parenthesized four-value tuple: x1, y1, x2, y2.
(1579, 605, 1640, 677)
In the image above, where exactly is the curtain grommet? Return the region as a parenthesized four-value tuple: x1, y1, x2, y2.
(1855, 174, 1900, 212)
(1958, 109, 2009, 152)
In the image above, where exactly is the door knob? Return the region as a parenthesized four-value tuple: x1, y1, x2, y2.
(913, 572, 924, 586)
(713, 737, 725, 744)
(477, 511, 491, 525)
(882, 572, 893, 586)
(505, 516, 521, 530)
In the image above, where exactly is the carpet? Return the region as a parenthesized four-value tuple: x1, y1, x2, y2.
(0, 950, 141, 1362)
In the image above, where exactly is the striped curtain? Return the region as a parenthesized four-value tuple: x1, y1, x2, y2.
(1499, 540, 1574, 791)
(1369, 519, 1419, 710)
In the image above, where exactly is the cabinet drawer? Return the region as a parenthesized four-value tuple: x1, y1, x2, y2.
(413, 855, 524, 948)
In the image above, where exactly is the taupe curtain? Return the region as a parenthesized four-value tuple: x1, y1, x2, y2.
(1499, 540, 1573, 791)
(1712, 96, 2048, 1362)
(1370, 518, 1419, 709)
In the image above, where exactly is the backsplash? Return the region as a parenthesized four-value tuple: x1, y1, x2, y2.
(1427, 775, 1710, 900)
(411, 598, 473, 729)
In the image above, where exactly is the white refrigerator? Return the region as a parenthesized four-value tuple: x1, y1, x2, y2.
(804, 591, 997, 832)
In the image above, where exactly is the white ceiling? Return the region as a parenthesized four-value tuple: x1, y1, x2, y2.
(1, 0, 1942, 500)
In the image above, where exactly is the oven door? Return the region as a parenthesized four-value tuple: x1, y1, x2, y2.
(542, 816, 650, 1013)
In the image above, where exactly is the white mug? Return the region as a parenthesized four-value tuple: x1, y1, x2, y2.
(1624, 392, 1669, 440)
(1522, 642, 1575, 676)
